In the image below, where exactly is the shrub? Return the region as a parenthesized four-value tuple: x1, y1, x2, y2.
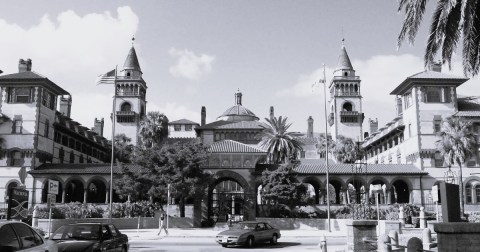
(467, 212, 480, 223)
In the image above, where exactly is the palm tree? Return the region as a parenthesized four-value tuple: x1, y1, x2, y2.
(331, 135, 363, 163)
(397, 0, 480, 76)
(114, 133, 133, 163)
(259, 116, 303, 164)
(315, 133, 334, 159)
(138, 111, 169, 148)
(436, 116, 477, 216)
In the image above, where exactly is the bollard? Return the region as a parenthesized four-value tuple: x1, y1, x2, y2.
(422, 228, 432, 249)
(388, 230, 399, 250)
(32, 205, 39, 228)
(319, 234, 327, 252)
(377, 234, 392, 252)
(419, 206, 426, 229)
(399, 206, 405, 227)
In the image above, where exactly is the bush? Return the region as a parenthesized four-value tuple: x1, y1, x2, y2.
(467, 212, 480, 223)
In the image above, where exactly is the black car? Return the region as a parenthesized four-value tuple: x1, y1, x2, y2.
(50, 223, 128, 252)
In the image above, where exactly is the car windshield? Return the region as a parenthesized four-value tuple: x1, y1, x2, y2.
(51, 224, 101, 241)
(230, 223, 257, 230)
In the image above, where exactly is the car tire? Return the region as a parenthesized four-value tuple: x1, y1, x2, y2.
(221, 244, 228, 247)
(270, 234, 278, 245)
(246, 236, 254, 248)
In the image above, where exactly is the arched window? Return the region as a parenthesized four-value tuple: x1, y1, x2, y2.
(466, 180, 480, 204)
(10, 151, 23, 166)
(121, 102, 131, 112)
(342, 102, 353, 111)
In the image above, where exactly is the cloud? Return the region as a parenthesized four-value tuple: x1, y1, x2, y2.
(0, 7, 139, 139)
(276, 67, 335, 98)
(148, 102, 205, 124)
(168, 48, 215, 80)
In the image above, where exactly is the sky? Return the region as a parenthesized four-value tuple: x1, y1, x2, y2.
(0, 0, 478, 139)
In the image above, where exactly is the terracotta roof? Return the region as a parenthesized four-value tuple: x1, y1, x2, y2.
(455, 111, 480, 117)
(0, 71, 69, 95)
(215, 121, 266, 129)
(169, 119, 199, 125)
(218, 105, 259, 120)
(335, 45, 353, 72)
(208, 140, 266, 153)
(29, 163, 142, 175)
(123, 46, 142, 73)
(390, 70, 468, 95)
(195, 120, 233, 130)
(54, 112, 109, 148)
(294, 159, 427, 175)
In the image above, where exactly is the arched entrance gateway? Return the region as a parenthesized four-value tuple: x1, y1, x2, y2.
(208, 170, 255, 223)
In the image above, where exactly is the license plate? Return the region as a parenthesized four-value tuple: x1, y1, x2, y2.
(222, 237, 228, 243)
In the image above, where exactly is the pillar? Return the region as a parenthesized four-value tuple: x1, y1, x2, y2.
(83, 189, 88, 204)
(342, 190, 347, 205)
(105, 190, 109, 204)
(386, 188, 392, 204)
(61, 189, 66, 203)
(319, 189, 325, 204)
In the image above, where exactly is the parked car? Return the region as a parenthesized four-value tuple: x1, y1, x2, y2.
(0, 220, 58, 252)
(50, 223, 128, 252)
(215, 221, 281, 248)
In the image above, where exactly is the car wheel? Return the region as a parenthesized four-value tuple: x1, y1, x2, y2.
(246, 236, 254, 248)
(270, 234, 278, 245)
(221, 244, 228, 248)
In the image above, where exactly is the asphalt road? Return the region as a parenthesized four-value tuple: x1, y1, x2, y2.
(129, 236, 347, 252)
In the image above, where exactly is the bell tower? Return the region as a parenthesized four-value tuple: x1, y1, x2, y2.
(328, 42, 364, 141)
(114, 43, 147, 146)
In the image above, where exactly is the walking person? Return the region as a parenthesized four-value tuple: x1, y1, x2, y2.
(157, 212, 168, 236)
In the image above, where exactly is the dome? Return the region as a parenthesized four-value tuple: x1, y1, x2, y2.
(217, 105, 259, 122)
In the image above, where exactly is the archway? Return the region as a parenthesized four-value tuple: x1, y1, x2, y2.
(370, 179, 387, 204)
(65, 179, 84, 203)
(210, 179, 245, 223)
(346, 178, 365, 204)
(342, 102, 353, 111)
(392, 180, 409, 203)
(87, 179, 107, 203)
(302, 177, 322, 204)
(328, 180, 343, 204)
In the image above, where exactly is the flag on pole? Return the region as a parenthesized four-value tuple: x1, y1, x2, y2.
(311, 78, 326, 92)
(95, 69, 116, 85)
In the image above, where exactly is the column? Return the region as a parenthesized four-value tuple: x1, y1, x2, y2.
(386, 189, 392, 204)
(61, 189, 66, 203)
(342, 189, 348, 205)
(105, 190, 109, 204)
(83, 189, 88, 204)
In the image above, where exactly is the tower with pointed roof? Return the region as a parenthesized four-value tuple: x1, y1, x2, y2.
(114, 44, 147, 146)
(328, 42, 364, 141)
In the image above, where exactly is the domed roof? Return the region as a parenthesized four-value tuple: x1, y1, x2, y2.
(217, 90, 259, 122)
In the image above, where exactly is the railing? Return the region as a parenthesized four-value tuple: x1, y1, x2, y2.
(333, 76, 360, 80)
(116, 111, 137, 123)
(335, 91, 360, 96)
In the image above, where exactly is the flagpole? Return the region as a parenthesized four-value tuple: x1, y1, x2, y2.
(109, 65, 118, 223)
(322, 64, 331, 232)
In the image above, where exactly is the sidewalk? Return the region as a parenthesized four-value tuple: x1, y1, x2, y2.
(121, 228, 346, 240)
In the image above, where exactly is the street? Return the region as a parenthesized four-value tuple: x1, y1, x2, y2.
(128, 236, 347, 252)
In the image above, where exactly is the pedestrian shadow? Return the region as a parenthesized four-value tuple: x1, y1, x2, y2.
(228, 242, 301, 249)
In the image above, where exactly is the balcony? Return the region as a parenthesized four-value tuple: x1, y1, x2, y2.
(116, 111, 137, 123)
(335, 91, 360, 96)
(340, 111, 364, 123)
(333, 76, 360, 80)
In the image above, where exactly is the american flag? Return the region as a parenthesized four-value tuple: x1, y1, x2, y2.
(95, 69, 116, 85)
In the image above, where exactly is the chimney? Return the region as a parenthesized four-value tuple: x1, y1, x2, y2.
(307, 116, 314, 138)
(92, 118, 104, 137)
(59, 95, 72, 118)
(269, 106, 274, 121)
(429, 61, 442, 72)
(369, 118, 378, 134)
(18, 59, 32, 73)
(201, 106, 206, 126)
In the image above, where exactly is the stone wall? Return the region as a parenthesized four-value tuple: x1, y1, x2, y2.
(435, 223, 480, 251)
(256, 218, 347, 232)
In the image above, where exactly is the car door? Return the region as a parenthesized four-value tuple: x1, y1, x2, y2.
(101, 224, 117, 252)
(0, 224, 21, 251)
(10, 223, 50, 252)
(255, 223, 268, 242)
(108, 224, 121, 252)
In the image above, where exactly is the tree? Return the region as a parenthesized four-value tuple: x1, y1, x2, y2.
(114, 133, 134, 163)
(436, 116, 477, 216)
(315, 133, 334, 158)
(138, 111, 169, 148)
(114, 141, 213, 217)
(331, 135, 363, 163)
(397, 0, 480, 76)
(259, 116, 303, 164)
(261, 163, 308, 211)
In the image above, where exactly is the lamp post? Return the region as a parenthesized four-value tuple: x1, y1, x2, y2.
(321, 64, 331, 232)
(444, 166, 457, 184)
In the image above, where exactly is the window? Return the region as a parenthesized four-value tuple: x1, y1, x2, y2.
(404, 92, 413, 108)
(424, 87, 442, 103)
(44, 119, 49, 137)
(41, 90, 55, 109)
(54, 132, 61, 143)
(408, 123, 412, 137)
(434, 118, 442, 133)
(70, 152, 74, 163)
(185, 125, 193, 131)
(7, 87, 33, 103)
(11, 223, 43, 248)
(434, 151, 444, 167)
(174, 125, 181, 131)
(79, 155, 84, 163)
(0, 224, 20, 250)
(342, 102, 353, 111)
(59, 148, 64, 163)
(120, 102, 131, 112)
(467, 184, 472, 203)
(13, 120, 22, 134)
(10, 151, 23, 166)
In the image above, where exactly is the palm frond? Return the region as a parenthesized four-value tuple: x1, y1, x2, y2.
(397, 0, 429, 47)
